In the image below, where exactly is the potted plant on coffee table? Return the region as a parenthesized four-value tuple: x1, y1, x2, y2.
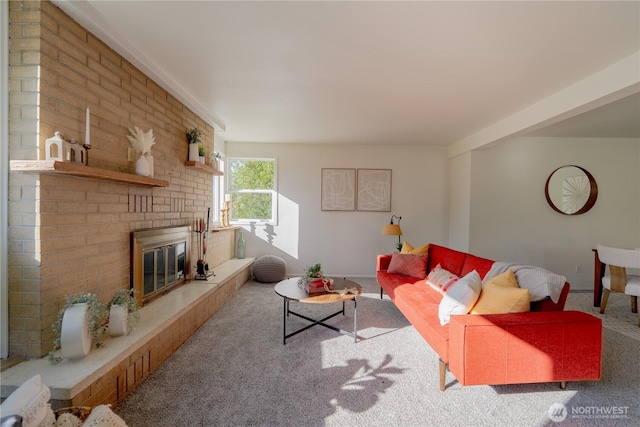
(298, 263, 332, 294)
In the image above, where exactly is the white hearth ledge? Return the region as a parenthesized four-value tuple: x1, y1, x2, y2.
(0, 257, 254, 401)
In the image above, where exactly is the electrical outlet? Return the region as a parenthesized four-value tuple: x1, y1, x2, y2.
(575, 264, 582, 273)
(127, 147, 134, 161)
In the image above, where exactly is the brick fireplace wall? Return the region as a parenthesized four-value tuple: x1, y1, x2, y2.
(8, 1, 232, 359)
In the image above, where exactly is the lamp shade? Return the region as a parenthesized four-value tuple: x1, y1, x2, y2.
(382, 224, 402, 236)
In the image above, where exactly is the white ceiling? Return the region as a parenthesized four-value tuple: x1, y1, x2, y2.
(53, 1, 639, 149)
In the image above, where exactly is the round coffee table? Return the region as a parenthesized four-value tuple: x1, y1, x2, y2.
(274, 277, 362, 344)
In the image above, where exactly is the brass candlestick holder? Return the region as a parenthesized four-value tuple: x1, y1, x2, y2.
(221, 201, 231, 227)
(220, 209, 227, 227)
(83, 143, 91, 166)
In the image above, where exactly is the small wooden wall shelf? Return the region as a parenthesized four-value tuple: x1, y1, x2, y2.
(184, 161, 223, 176)
(10, 160, 169, 187)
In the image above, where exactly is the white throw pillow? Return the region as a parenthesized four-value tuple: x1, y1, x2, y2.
(438, 270, 482, 325)
(426, 264, 459, 294)
(0, 374, 51, 427)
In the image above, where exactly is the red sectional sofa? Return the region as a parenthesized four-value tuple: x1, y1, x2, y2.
(376, 244, 602, 391)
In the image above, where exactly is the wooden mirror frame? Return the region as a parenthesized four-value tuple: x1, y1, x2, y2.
(545, 165, 598, 215)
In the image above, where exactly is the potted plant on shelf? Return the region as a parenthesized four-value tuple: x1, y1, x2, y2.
(186, 128, 202, 161)
(48, 293, 107, 364)
(198, 144, 206, 164)
(108, 289, 140, 337)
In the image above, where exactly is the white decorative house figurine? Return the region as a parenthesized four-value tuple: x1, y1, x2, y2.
(45, 132, 87, 165)
(45, 131, 67, 161)
(68, 139, 88, 165)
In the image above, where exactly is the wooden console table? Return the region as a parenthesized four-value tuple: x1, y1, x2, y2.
(592, 248, 605, 307)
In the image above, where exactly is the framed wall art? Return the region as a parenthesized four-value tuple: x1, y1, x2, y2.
(356, 169, 391, 211)
(321, 168, 356, 211)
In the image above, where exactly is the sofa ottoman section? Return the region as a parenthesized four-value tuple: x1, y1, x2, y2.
(448, 311, 602, 388)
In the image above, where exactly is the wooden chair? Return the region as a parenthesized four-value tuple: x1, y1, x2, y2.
(596, 244, 640, 326)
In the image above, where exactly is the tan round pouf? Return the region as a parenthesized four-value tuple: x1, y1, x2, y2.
(253, 255, 287, 283)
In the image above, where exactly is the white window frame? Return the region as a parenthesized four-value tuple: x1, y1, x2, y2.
(1, 0, 9, 358)
(226, 157, 278, 226)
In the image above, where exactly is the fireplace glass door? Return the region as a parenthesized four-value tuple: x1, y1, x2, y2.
(142, 242, 186, 300)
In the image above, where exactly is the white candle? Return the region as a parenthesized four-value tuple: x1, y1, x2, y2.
(225, 194, 231, 202)
(85, 107, 91, 147)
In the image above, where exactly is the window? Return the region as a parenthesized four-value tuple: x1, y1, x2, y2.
(227, 157, 277, 225)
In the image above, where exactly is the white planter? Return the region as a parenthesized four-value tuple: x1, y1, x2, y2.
(144, 152, 154, 178)
(135, 154, 150, 176)
(60, 303, 92, 359)
(188, 144, 200, 161)
(199, 156, 205, 164)
(108, 304, 128, 336)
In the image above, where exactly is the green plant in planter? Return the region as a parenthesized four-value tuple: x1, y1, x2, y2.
(109, 289, 141, 333)
(186, 128, 202, 145)
(198, 143, 206, 157)
(298, 263, 323, 286)
(48, 293, 108, 364)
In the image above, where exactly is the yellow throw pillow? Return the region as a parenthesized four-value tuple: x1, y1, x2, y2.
(470, 269, 530, 314)
(400, 241, 429, 255)
(486, 269, 519, 288)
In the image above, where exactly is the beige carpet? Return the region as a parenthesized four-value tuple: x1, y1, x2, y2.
(564, 290, 639, 343)
(115, 279, 639, 426)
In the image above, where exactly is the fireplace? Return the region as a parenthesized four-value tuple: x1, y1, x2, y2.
(131, 226, 192, 305)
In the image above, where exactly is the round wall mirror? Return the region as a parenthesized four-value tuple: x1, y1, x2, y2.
(545, 165, 598, 215)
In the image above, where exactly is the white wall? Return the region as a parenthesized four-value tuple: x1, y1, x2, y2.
(226, 137, 639, 287)
(448, 151, 471, 252)
(469, 136, 640, 290)
(225, 142, 449, 277)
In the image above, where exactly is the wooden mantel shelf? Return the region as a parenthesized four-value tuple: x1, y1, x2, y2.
(184, 161, 223, 176)
(10, 160, 169, 187)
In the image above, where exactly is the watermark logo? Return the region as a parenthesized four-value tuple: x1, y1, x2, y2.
(548, 403, 630, 422)
(548, 403, 568, 423)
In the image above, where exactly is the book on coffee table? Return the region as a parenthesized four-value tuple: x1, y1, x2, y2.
(304, 279, 325, 294)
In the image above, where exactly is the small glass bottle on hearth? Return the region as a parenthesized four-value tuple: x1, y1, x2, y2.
(236, 230, 246, 259)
